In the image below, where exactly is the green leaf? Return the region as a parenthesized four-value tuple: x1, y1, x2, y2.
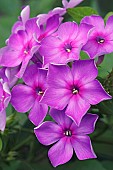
(104, 12, 113, 22)
(102, 161, 113, 170)
(98, 53, 113, 78)
(67, 7, 98, 23)
(80, 51, 89, 60)
(0, 138, 3, 151)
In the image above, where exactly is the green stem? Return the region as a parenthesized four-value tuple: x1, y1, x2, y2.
(11, 136, 33, 151)
(13, 127, 33, 134)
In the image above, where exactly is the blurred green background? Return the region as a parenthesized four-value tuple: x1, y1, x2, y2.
(0, 0, 113, 170)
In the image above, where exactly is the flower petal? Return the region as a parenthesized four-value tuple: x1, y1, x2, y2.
(0, 47, 22, 67)
(47, 64, 73, 89)
(62, 0, 83, 9)
(29, 102, 48, 126)
(34, 121, 62, 145)
(40, 88, 71, 110)
(48, 137, 73, 167)
(50, 108, 73, 129)
(23, 64, 39, 87)
(21, 5, 30, 24)
(70, 113, 98, 135)
(81, 15, 104, 30)
(65, 94, 90, 126)
(72, 59, 98, 86)
(80, 80, 112, 105)
(76, 23, 94, 46)
(71, 135, 96, 160)
(45, 14, 60, 36)
(57, 22, 78, 41)
(0, 110, 6, 131)
(11, 84, 35, 112)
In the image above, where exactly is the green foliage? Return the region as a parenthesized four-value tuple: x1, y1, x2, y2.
(104, 12, 113, 22)
(67, 7, 98, 23)
(0, 138, 2, 151)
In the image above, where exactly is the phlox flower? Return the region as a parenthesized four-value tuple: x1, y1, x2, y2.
(34, 109, 98, 167)
(0, 18, 40, 78)
(81, 15, 113, 58)
(39, 22, 93, 67)
(12, 5, 30, 33)
(40, 60, 111, 125)
(11, 64, 48, 126)
(0, 68, 11, 131)
(62, 0, 84, 9)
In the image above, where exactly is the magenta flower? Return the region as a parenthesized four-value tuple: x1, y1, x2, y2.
(81, 15, 113, 58)
(40, 60, 111, 125)
(34, 109, 98, 167)
(62, 0, 84, 9)
(37, 0, 84, 25)
(11, 64, 48, 126)
(39, 22, 93, 67)
(37, 14, 60, 42)
(0, 18, 40, 78)
(12, 5, 30, 33)
(0, 68, 11, 131)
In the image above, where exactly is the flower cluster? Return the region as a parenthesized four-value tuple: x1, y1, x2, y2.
(0, 0, 112, 167)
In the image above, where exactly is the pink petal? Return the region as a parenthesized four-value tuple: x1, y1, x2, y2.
(65, 94, 90, 126)
(40, 88, 71, 110)
(11, 84, 35, 112)
(0, 110, 6, 131)
(57, 22, 78, 41)
(81, 15, 104, 30)
(21, 5, 30, 24)
(80, 80, 112, 105)
(48, 137, 73, 167)
(47, 64, 73, 89)
(70, 113, 98, 135)
(0, 47, 22, 67)
(45, 14, 60, 36)
(23, 64, 39, 87)
(29, 102, 48, 126)
(34, 121, 62, 145)
(62, 0, 83, 9)
(71, 135, 96, 160)
(76, 23, 94, 46)
(72, 59, 98, 86)
(50, 108, 73, 129)
(16, 54, 32, 78)
(82, 39, 99, 59)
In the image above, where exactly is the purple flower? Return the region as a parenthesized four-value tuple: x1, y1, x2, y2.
(37, 14, 60, 42)
(0, 18, 40, 78)
(81, 15, 113, 58)
(11, 64, 48, 126)
(12, 5, 30, 33)
(40, 60, 111, 125)
(34, 109, 98, 167)
(0, 68, 11, 131)
(39, 22, 93, 67)
(62, 0, 84, 9)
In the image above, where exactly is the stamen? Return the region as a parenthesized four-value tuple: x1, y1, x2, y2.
(72, 88, 78, 94)
(96, 37, 105, 44)
(24, 50, 28, 55)
(66, 48, 71, 53)
(38, 91, 43, 95)
(64, 43, 72, 53)
(64, 130, 72, 137)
